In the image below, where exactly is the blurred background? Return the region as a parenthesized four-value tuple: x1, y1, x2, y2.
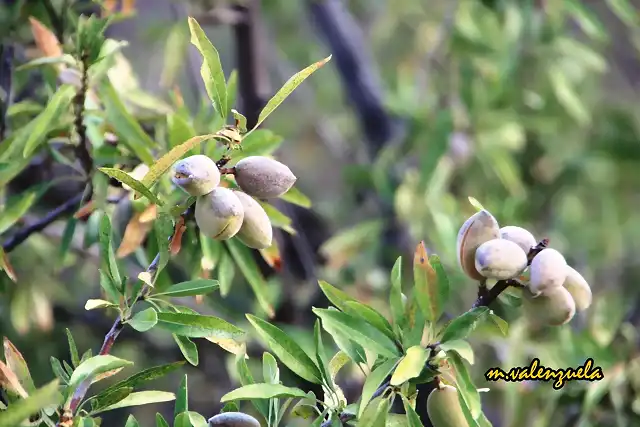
(1, 0, 640, 426)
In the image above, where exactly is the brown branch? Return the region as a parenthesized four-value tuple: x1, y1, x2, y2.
(2, 192, 84, 252)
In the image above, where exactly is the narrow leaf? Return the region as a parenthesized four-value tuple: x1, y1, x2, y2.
(97, 391, 176, 413)
(187, 17, 227, 118)
(251, 55, 331, 131)
(447, 350, 481, 419)
(220, 383, 307, 402)
(101, 361, 185, 396)
(65, 328, 80, 368)
(358, 358, 397, 418)
(156, 312, 244, 339)
(413, 242, 441, 323)
(389, 256, 405, 328)
(390, 346, 430, 386)
(154, 279, 219, 298)
(440, 307, 490, 343)
(246, 314, 322, 384)
(175, 375, 188, 417)
(98, 168, 163, 206)
(3, 338, 35, 392)
(314, 309, 400, 358)
(22, 85, 75, 157)
(173, 335, 199, 366)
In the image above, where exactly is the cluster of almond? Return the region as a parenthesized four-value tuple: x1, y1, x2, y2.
(457, 209, 592, 326)
(171, 155, 296, 249)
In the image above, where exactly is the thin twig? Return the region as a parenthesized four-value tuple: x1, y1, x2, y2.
(74, 52, 92, 178)
(56, 206, 191, 426)
(2, 193, 84, 252)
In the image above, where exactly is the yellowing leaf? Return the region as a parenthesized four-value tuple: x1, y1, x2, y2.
(3, 338, 35, 393)
(413, 241, 440, 323)
(139, 134, 216, 195)
(204, 336, 248, 358)
(0, 360, 28, 398)
(390, 346, 430, 386)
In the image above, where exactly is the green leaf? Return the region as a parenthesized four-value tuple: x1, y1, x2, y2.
(390, 346, 430, 386)
(96, 391, 176, 413)
(343, 300, 395, 341)
(314, 308, 400, 358)
(220, 383, 307, 402)
(125, 415, 140, 427)
(225, 239, 274, 317)
(99, 269, 121, 303)
(262, 352, 279, 384)
(279, 186, 311, 208)
(156, 312, 244, 339)
(167, 113, 196, 150)
(438, 340, 474, 366)
(488, 313, 509, 337)
(249, 55, 332, 132)
(127, 308, 158, 332)
(156, 413, 170, 427)
(98, 168, 164, 206)
(318, 280, 357, 312)
(98, 215, 122, 290)
(440, 307, 490, 343)
(187, 17, 227, 118)
(321, 320, 367, 365)
(154, 212, 174, 277)
(548, 66, 589, 125)
(358, 396, 390, 427)
(0, 184, 49, 235)
(154, 279, 219, 298)
(67, 355, 133, 392)
(175, 375, 188, 417)
(328, 351, 350, 382)
(100, 361, 185, 396)
(358, 357, 397, 418)
(0, 380, 61, 426)
(389, 257, 405, 328)
(98, 80, 155, 164)
(22, 85, 75, 158)
(313, 321, 333, 388)
(58, 217, 77, 263)
(173, 335, 199, 366)
(65, 328, 80, 368)
(413, 242, 445, 324)
(140, 134, 216, 193)
(429, 255, 450, 312)
(447, 350, 481, 419)
(50, 357, 70, 384)
(246, 314, 322, 384)
(90, 387, 133, 414)
(401, 395, 424, 427)
(217, 249, 235, 297)
(174, 411, 208, 427)
(235, 352, 269, 419)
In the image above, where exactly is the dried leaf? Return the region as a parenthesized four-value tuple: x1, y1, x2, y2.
(170, 217, 186, 256)
(3, 338, 35, 393)
(138, 204, 157, 223)
(28, 17, 63, 59)
(259, 241, 282, 272)
(116, 212, 153, 258)
(0, 360, 28, 398)
(74, 201, 96, 219)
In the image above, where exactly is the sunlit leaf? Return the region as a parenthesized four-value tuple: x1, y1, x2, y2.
(358, 358, 397, 418)
(390, 346, 430, 386)
(187, 17, 227, 118)
(153, 279, 219, 298)
(68, 355, 133, 392)
(220, 383, 307, 402)
(156, 312, 244, 339)
(96, 391, 176, 413)
(249, 55, 332, 132)
(99, 168, 163, 206)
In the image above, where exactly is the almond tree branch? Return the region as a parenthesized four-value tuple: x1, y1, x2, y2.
(56, 207, 193, 427)
(322, 239, 550, 426)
